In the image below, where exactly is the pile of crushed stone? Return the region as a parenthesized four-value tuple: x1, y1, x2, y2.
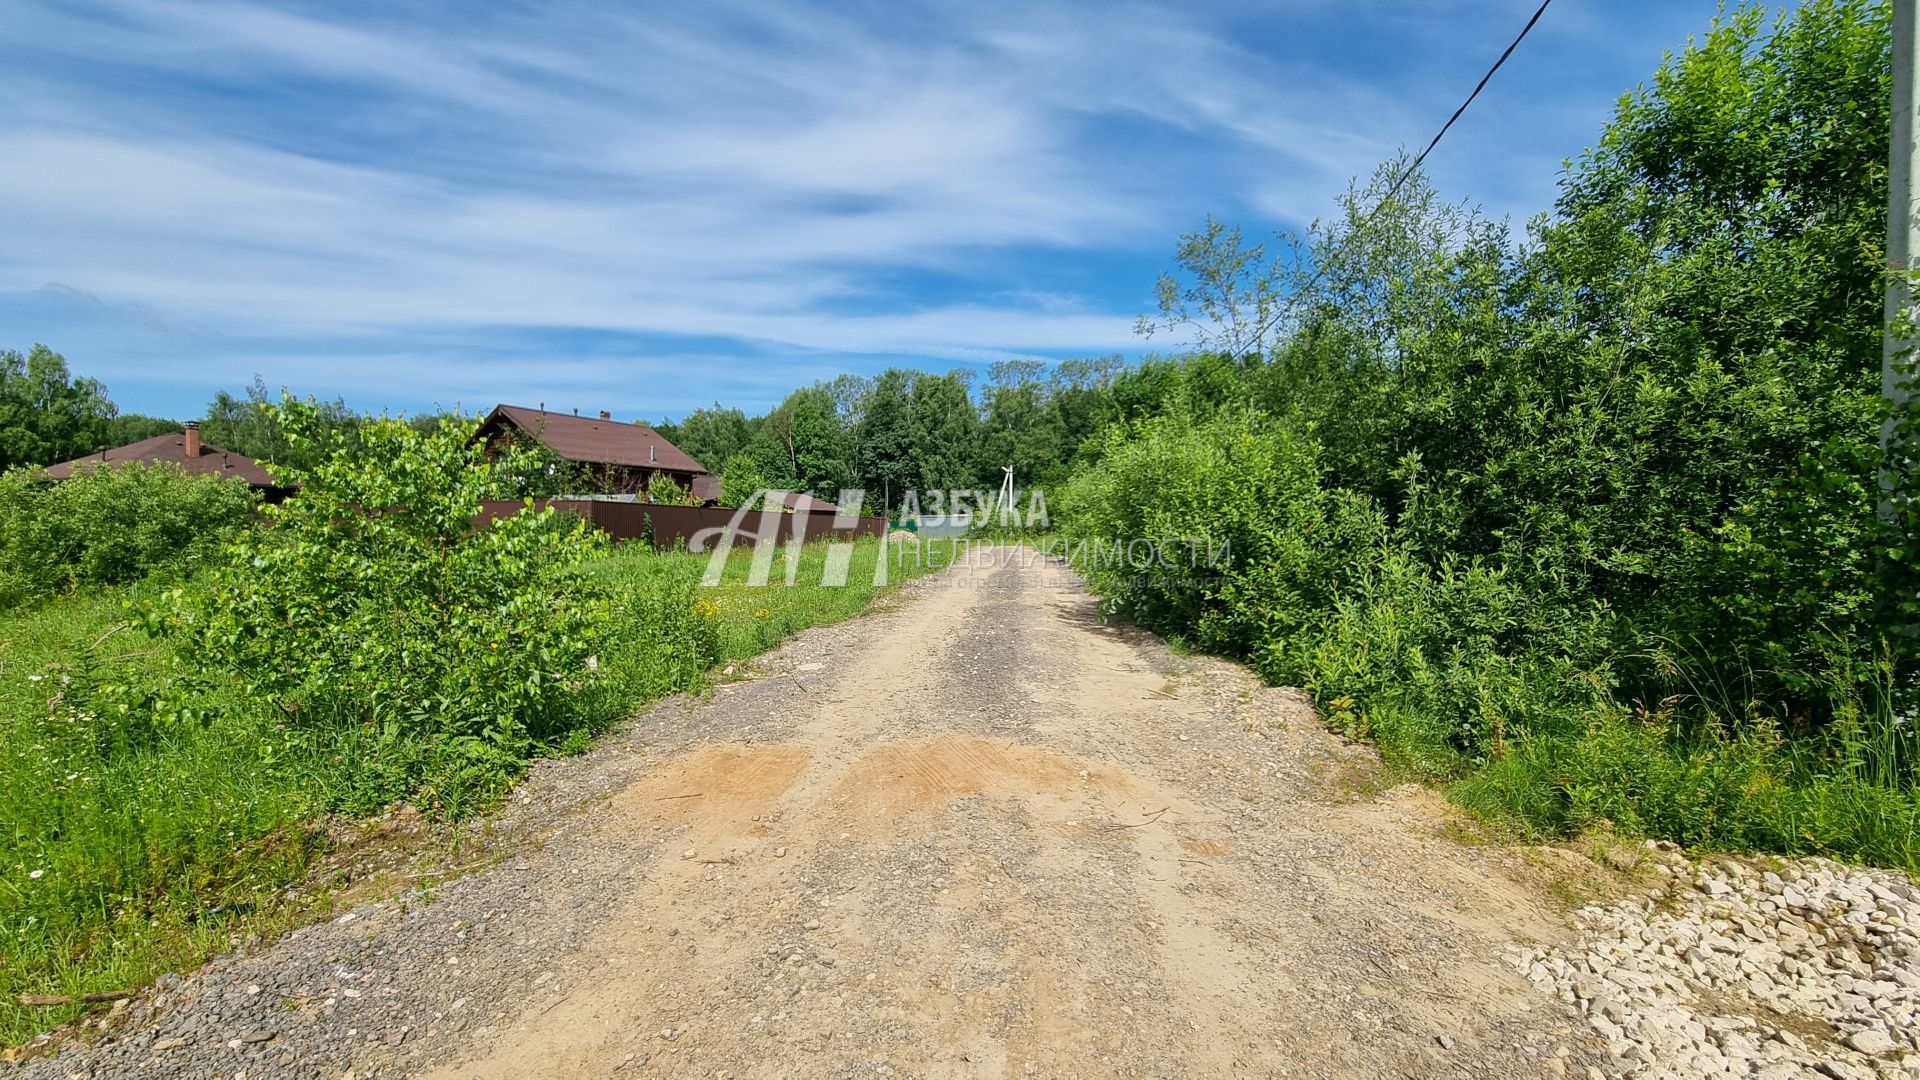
(1516, 841, 1920, 1079)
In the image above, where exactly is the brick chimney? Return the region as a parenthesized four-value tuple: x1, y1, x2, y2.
(599, 410, 611, 421)
(183, 420, 201, 458)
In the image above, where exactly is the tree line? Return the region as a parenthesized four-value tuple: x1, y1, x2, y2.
(2, 348, 1196, 513)
(0, 358, 374, 475)
(653, 356, 1188, 510)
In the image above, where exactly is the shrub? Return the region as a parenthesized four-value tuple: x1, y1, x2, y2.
(1058, 0, 1920, 870)
(719, 452, 768, 508)
(646, 473, 696, 506)
(149, 401, 614, 814)
(1057, 409, 1380, 657)
(0, 463, 257, 608)
(1057, 409, 1608, 777)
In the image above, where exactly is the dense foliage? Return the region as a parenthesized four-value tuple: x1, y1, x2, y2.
(1060, 0, 1916, 865)
(199, 376, 363, 469)
(0, 463, 257, 609)
(651, 361, 1131, 510)
(147, 403, 654, 814)
(1, 534, 935, 1041)
(0, 345, 121, 471)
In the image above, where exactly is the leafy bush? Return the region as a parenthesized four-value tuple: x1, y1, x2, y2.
(1058, 409, 1380, 658)
(150, 402, 616, 815)
(1061, 0, 1918, 870)
(719, 451, 769, 508)
(646, 473, 696, 506)
(3, 529, 949, 1041)
(1058, 411, 1606, 775)
(0, 463, 257, 608)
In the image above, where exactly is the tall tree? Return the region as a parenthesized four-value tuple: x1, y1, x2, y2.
(908, 371, 979, 494)
(978, 359, 1069, 489)
(103, 414, 183, 445)
(663, 404, 757, 473)
(0, 344, 117, 471)
(1052, 355, 1126, 464)
(856, 368, 920, 511)
(201, 376, 360, 468)
(762, 386, 853, 499)
(820, 372, 873, 489)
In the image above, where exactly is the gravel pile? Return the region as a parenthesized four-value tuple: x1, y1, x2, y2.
(1515, 840, 1920, 1078)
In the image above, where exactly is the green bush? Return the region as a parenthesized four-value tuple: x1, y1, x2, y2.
(1057, 410, 1607, 774)
(1058, 409, 1380, 657)
(149, 401, 616, 815)
(1246, 0, 1891, 717)
(1058, 0, 1920, 870)
(0, 463, 257, 608)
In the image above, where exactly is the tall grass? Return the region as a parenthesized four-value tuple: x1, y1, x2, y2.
(0, 535, 947, 1044)
(0, 587, 321, 1043)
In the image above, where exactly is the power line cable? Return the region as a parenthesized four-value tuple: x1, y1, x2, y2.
(1168, 0, 1559, 355)
(1376, 0, 1556, 212)
(1281, 0, 1557, 317)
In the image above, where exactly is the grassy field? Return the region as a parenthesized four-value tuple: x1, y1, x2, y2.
(0, 535, 951, 1044)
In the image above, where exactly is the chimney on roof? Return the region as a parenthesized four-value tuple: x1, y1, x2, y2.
(183, 421, 201, 459)
(599, 410, 611, 421)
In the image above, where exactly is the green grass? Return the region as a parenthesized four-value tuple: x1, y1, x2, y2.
(0, 587, 321, 1043)
(0, 534, 951, 1045)
(1447, 702, 1920, 873)
(680, 534, 954, 663)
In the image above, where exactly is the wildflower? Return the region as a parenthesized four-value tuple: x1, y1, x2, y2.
(29, 869, 43, 880)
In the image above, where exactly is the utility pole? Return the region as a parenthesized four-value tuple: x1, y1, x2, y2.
(1886, 0, 1920, 519)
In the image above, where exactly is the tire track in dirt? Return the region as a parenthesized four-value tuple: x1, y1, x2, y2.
(13, 545, 1608, 1079)
(413, 547, 1600, 1079)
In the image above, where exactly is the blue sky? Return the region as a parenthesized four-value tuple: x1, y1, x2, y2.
(2, 0, 1735, 422)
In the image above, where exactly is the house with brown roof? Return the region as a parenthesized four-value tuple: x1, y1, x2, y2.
(474, 405, 720, 502)
(43, 422, 292, 497)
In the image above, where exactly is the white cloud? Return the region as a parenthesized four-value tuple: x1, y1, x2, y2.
(0, 0, 1729, 414)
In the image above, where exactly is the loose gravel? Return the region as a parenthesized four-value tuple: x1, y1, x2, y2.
(15, 546, 1920, 1079)
(1517, 841, 1920, 1078)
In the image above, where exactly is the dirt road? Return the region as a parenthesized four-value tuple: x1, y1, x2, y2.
(18, 545, 1605, 1078)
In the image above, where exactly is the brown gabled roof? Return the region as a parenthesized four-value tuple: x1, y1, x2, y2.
(42, 432, 281, 488)
(479, 405, 709, 474)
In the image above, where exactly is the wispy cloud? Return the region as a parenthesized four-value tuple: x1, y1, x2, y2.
(0, 0, 1727, 417)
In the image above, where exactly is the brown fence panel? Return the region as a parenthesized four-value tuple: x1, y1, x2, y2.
(583, 500, 655, 542)
(476, 498, 587, 526)
(476, 499, 886, 551)
(643, 503, 885, 551)
(641, 504, 732, 549)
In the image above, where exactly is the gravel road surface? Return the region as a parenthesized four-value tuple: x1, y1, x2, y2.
(10, 545, 1633, 1078)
